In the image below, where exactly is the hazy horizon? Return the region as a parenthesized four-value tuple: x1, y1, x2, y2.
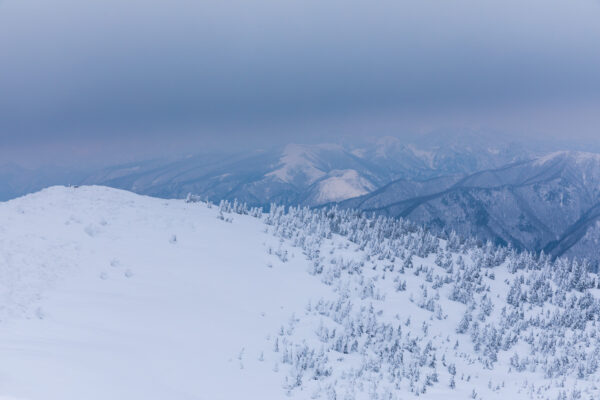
(1, 0, 600, 167)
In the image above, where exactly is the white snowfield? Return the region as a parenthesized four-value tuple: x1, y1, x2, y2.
(0, 186, 327, 400)
(0, 186, 597, 400)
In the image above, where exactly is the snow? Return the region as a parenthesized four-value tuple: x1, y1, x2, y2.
(313, 169, 375, 204)
(407, 144, 435, 168)
(266, 144, 332, 184)
(534, 150, 600, 166)
(265, 144, 379, 204)
(350, 148, 366, 158)
(0, 186, 598, 399)
(0, 186, 328, 400)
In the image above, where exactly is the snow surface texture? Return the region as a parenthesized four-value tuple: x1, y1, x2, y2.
(0, 186, 598, 399)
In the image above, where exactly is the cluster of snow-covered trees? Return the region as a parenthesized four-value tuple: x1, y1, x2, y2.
(215, 199, 600, 399)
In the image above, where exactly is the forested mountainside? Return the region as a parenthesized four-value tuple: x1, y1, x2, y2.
(340, 151, 600, 266)
(256, 199, 600, 399)
(2, 186, 599, 399)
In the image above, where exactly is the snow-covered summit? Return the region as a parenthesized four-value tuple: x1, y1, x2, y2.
(266, 143, 333, 185)
(0, 186, 324, 399)
(265, 143, 381, 204)
(310, 169, 375, 204)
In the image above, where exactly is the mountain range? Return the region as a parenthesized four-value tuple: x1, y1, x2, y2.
(3, 133, 600, 264)
(340, 151, 600, 264)
(80, 132, 533, 206)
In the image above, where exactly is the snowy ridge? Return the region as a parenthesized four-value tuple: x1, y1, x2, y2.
(264, 143, 381, 204)
(0, 186, 324, 399)
(266, 144, 334, 184)
(534, 151, 600, 167)
(313, 170, 375, 204)
(66, 135, 533, 211)
(342, 148, 600, 265)
(1, 186, 599, 399)
(406, 144, 436, 169)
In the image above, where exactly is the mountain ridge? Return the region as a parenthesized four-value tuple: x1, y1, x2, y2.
(337, 151, 600, 264)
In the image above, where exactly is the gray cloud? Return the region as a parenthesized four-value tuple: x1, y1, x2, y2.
(1, 0, 600, 165)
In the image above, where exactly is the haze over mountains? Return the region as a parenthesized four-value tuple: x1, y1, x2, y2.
(80, 132, 534, 204)
(3, 132, 600, 264)
(3, 0, 599, 397)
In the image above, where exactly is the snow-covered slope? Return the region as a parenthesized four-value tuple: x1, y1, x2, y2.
(0, 186, 328, 399)
(264, 144, 381, 205)
(307, 169, 376, 204)
(1, 186, 598, 399)
(266, 143, 332, 185)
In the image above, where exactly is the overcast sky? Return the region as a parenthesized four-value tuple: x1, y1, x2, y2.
(1, 0, 600, 166)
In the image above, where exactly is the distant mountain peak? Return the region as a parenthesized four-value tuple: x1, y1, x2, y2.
(311, 169, 375, 204)
(534, 150, 600, 166)
(265, 144, 336, 185)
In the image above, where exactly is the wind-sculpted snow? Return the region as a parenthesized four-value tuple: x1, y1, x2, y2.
(1, 186, 599, 399)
